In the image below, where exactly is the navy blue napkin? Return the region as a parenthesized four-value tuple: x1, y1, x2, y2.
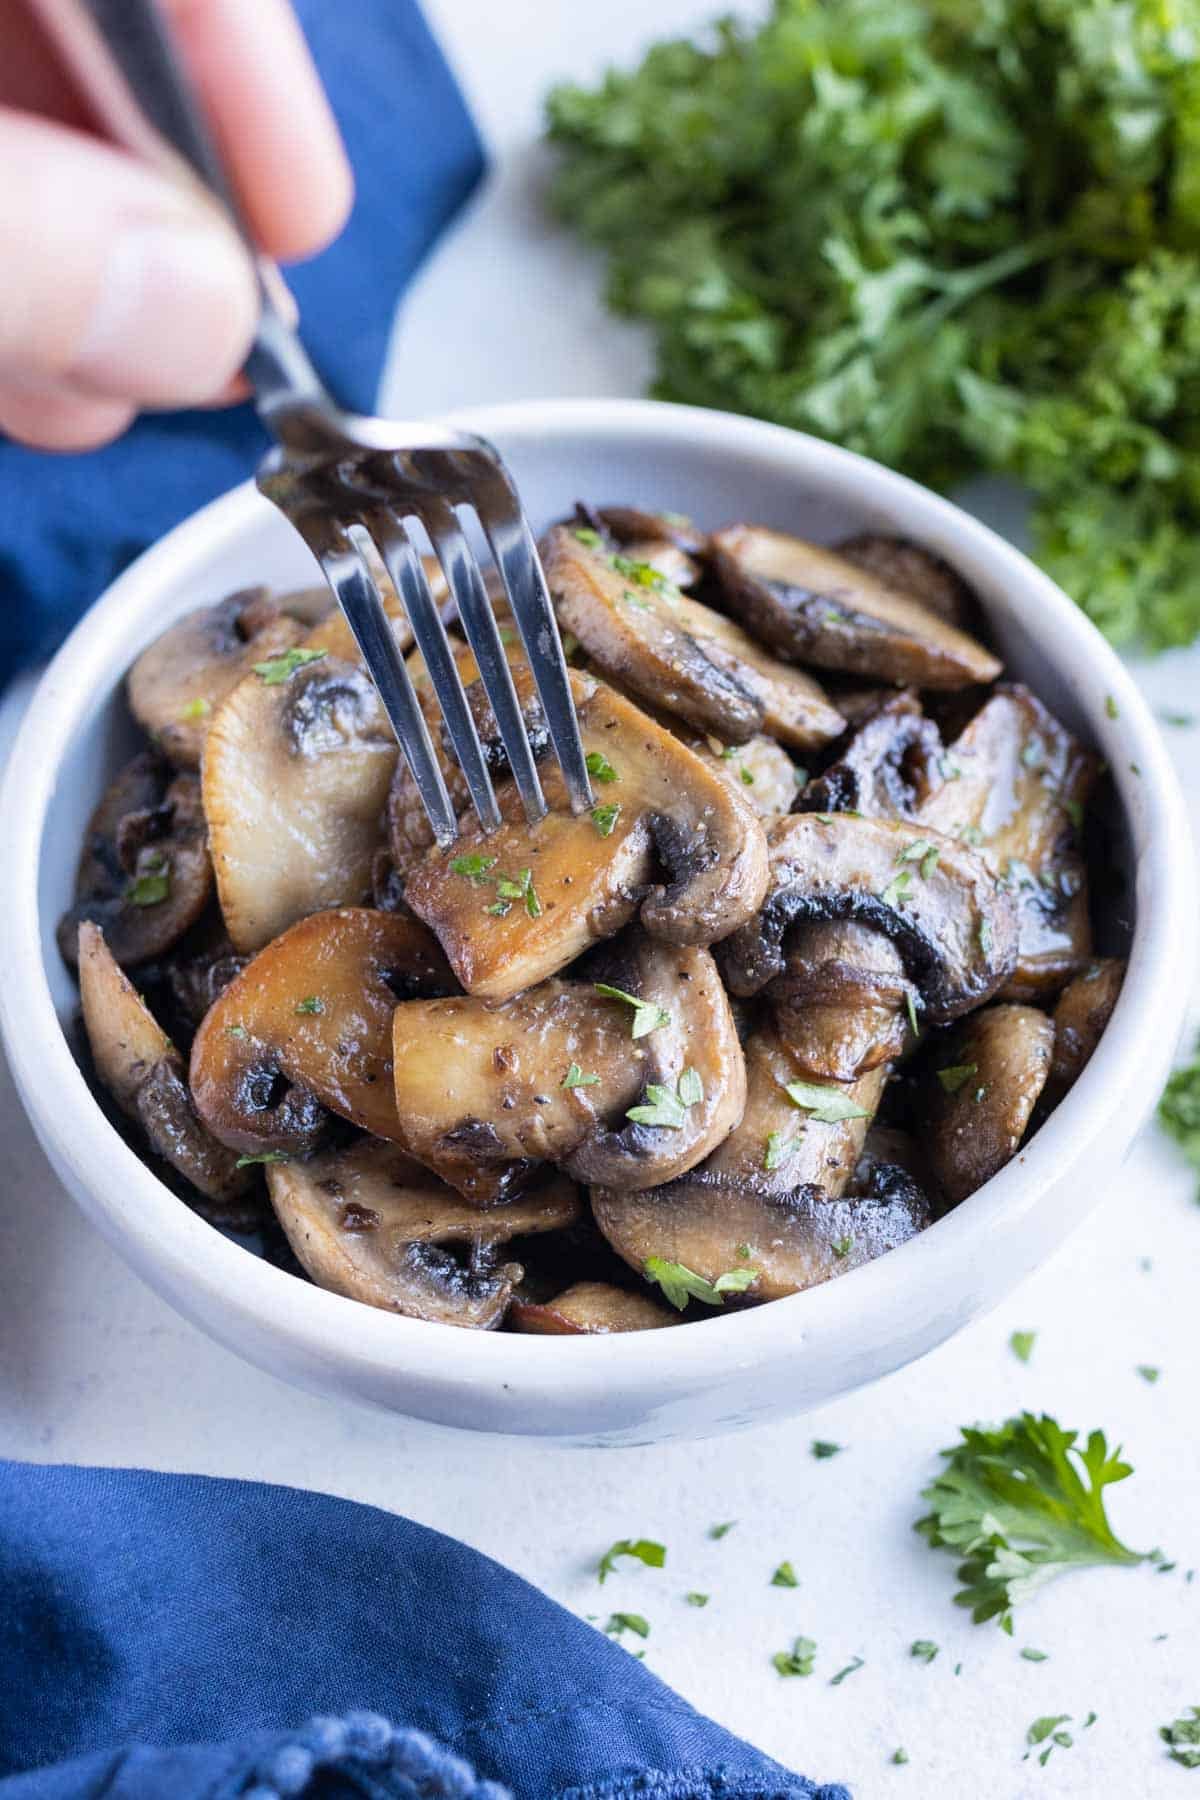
(0, 1461, 846, 1799)
(0, 0, 486, 676)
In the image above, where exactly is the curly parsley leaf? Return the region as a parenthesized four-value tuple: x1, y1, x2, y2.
(594, 982, 670, 1039)
(1161, 1706, 1200, 1770)
(253, 646, 326, 685)
(783, 1080, 870, 1124)
(773, 1635, 817, 1678)
(644, 1257, 757, 1310)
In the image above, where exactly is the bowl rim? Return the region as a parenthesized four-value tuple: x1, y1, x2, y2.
(1, 395, 1193, 1412)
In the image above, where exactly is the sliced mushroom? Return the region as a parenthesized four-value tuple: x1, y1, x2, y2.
(1049, 958, 1125, 1096)
(391, 935, 742, 1201)
(510, 1281, 678, 1334)
(77, 922, 255, 1223)
(542, 525, 844, 749)
(721, 812, 1017, 1023)
(267, 1138, 579, 1328)
(127, 588, 306, 770)
(405, 672, 768, 999)
(595, 505, 710, 558)
(190, 908, 453, 1157)
(57, 752, 213, 968)
(797, 692, 942, 819)
(203, 651, 398, 952)
(836, 534, 978, 632)
(924, 1003, 1054, 1204)
(850, 1123, 937, 1208)
(710, 525, 1001, 689)
(685, 731, 800, 822)
(767, 921, 914, 1081)
(591, 1030, 924, 1301)
(918, 684, 1099, 997)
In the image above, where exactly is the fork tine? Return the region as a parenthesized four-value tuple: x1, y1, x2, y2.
(421, 496, 548, 825)
(367, 508, 502, 836)
(475, 478, 593, 815)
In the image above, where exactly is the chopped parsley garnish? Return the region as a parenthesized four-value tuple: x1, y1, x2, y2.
(1021, 1647, 1049, 1662)
(905, 990, 919, 1036)
(1010, 1330, 1037, 1364)
(450, 852, 498, 885)
(910, 1640, 939, 1664)
(773, 1636, 817, 1678)
(235, 1151, 289, 1167)
(739, 763, 755, 786)
(880, 869, 913, 909)
(897, 838, 939, 880)
(1024, 1714, 1074, 1766)
(294, 996, 325, 1015)
(783, 1079, 870, 1124)
(493, 866, 542, 919)
(644, 1257, 757, 1310)
(586, 749, 619, 783)
(937, 1062, 978, 1095)
(811, 1441, 843, 1460)
(708, 1521, 737, 1540)
(611, 553, 667, 590)
(562, 1062, 600, 1090)
(179, 696, 211, 721)
(1105, 694, 1119, 720)
(1160, 710, 1196, 728)
(958, 823, 983, 845)
(597, 1537, 665, 1582)
(770, 1561, 799, 1588)
(686, 1592, 709, 1607)
(573, 526, 602, 548)
(1137, 1364, 1161, 1384)
(627, 1069, 702, 1129)
(978, 917, 994, 956)
(604, 1611, 650, 1639)
(677, 1066, 703, 1107)
(1064, 798, 1084, 832)
(125, 848, 171, 908)
(891, 1750, 909, 1766)
(832, 1234, 853, 1258)
(591, 803, 621, 836)
(830, 1656, 865, 1685)
(225, 1024, 247, 1039)
(1161, 1707, 1200, 1770)
(594, 982, 670, 1039)
(253, 646, 326, 685)
(1158, 1037, 1200, 1200)
(763, 1129, 799, 1172)
(916, 1412, 1144, 1631)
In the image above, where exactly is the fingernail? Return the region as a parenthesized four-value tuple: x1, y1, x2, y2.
(74, 213, 258, 404)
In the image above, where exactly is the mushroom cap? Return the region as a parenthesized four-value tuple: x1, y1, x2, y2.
(57, 752, 213, 969)
(267, 1138, 579, 1328)
(711, 525, 1002, 689)
(126, 588, 306, 770)
(721, 811, 1017, 1024)
(924, 1002, 1055, 1204)
(509, 1281, 678, 1334)
(543, 525, 844, 749)
(797, 692, 942, 820)
(835, 534, 979, 633)
(203, 652, 398, 953)
(404, 672, 769, 999)
(1050, 958, 1125, 1096)
(190, 908, 454, 1157)
(594, 505, 710, 559)
(767, 922, 913, 1081)
(918, 684, 1098, 998)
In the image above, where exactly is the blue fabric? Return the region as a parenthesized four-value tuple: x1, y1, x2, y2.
(0, 1462, 848, 1800)
(0, 0, 486, 675)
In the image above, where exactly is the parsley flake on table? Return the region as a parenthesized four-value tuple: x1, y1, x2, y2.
(597, 1538, 665, 1583)
(891, 1749, 909, 1766)
(770, 1560, 799, 1588)
(783, 1080, 870, 1124)
(916, 1412, 1144, 1630)
(811, 1441, 843, 1461)
(1161, 1707, 1200, 1770)
(686, 1591, 709, 1607)
(1025, 1714, 1074, 1767)
(1021, 1647, 1049, 1662)
(594, 982, 670, 1039)
(772, 1636, 817, 1678)
(253, 646, 326, 685)
(1137, 1364, 1161, 1384)
(643, 1257, 757, 1310)
(585, 750, 619, 783)
(830, 1656, 864, 1686)
(1160, 710, 1196, 728)
(604, 1612, 650, 1640)
(562, 1062, 600, 1090)
(591, 802, 620, 836)
(708, 1521, 737, 1540)
(1010, 1330, 1037, 1364)
(910, 1640, 939, 1665)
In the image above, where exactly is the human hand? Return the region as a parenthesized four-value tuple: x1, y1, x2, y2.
(0, 0, 352, 449)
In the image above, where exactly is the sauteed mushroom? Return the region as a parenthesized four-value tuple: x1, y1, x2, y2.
(405, 672, 768, 999)
(711, 525, 1001, 688)
(722, 812, 1017, 1023)
(391, 935, 742, 1201)
(543, 525, 844, 749)
(57, 752, 213, 969)
(77, 922, 254, 1223)
(595, 505, 709, 559)
(767, 921, 913, 1081)
(190, 908, 453, 1158)
(797, 692, 941, 819)
(510, 1281, 679, 1334)
(1049, 958, 1125, 1096)
(836, 534, 977, 632)
(267, 1139, 578, 1328)
(924, 1003, 1054, 1203)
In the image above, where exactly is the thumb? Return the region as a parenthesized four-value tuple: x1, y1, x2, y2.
(0, 108, 259, 413)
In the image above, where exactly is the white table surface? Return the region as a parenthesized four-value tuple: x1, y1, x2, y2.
(3, 2, 1200, 1794)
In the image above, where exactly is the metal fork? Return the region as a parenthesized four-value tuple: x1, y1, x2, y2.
(37, 0, 592, 845)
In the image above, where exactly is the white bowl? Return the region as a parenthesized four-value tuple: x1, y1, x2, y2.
(1, 399, 1192, 1444)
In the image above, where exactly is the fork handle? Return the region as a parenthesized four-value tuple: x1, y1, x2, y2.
(27, 0, 328, 418)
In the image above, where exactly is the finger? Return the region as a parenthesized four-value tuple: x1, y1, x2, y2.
(161, 0, 353, 261)
(0, 367, 134, 451)
(0, 108, 259, 406)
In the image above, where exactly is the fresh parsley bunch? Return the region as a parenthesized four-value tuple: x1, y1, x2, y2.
(546, 0, 1200, 649)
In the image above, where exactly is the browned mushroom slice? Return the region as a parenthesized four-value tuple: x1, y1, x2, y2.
(267, 1139, 579, 1328)
(510, 1281, 679, 1334)
(835, 534, 978, 632)
(797, 692, 942, 819)
(405, 673, 768, 999)
(684, 731, 800, 822)
(57, 752, 213, 969)
(391, 936, 742, 1201)
(77, 922, 255, 1223)
(925, 1003, 1055, 1204)
(190, 908, 453, 1158)
(767, 922, 914, 1082)
(595, 505, 710, 558)
(1049, 958, 1125, 1095)
(710, 525, 1001, 689)
(591, 1030, 923, 1302)
(542, 525, 844, 749)
(721, 812, 1017, 1023)
(126, 589, 306, 770)
(203, 651, 398, 952)
(918, 684, 1099, 998)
